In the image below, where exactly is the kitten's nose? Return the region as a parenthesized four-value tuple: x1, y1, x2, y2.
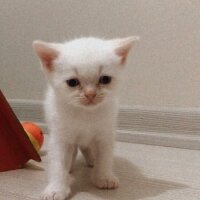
(84, 88, 96, 100)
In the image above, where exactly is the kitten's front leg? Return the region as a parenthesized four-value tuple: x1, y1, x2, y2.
(91, 134, 119, 189)
(42, 136, 75, 200)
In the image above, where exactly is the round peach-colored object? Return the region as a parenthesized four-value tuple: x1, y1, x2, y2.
(22, 122, 44, 151)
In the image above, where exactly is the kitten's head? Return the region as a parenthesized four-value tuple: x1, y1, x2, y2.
(33, 37, 138, 108)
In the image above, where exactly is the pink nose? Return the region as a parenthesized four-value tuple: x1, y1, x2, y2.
(84, 89, 96, 100)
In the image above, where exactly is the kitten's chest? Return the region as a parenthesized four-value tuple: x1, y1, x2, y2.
(66, 108, 115, 144)
(68, 112, 102, 145)
(72, 111, 106, 131)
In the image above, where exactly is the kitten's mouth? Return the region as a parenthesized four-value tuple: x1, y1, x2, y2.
(83, 100, 98, 106)
(81, 98, 102, 106)
(78, 95, 105, 107)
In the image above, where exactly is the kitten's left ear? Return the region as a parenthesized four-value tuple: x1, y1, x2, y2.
(114, 36, 140, 65)
(33, 40, 60, 72)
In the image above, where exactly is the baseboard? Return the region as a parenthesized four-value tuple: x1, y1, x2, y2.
(9, 99, 200, 150)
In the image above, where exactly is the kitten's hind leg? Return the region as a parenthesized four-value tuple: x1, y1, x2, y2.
(80, 143, 96, 168)
(69, 144, 78, 173)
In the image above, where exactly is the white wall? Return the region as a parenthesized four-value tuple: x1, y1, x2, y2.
(1, 0, 200, 107)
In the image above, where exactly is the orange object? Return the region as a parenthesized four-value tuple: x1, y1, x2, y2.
(22, 122, 44, 151)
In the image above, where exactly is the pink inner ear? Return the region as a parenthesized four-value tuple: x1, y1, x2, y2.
(114, 36, 138, 65)
(115, 47, 130, 65)
(33, 41, 59, 72)
(40, 50, 58, 72)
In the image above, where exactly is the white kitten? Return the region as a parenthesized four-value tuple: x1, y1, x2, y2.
(33, 36, 137, 200)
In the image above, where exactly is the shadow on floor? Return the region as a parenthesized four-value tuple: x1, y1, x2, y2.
(70, 156, 187, 200)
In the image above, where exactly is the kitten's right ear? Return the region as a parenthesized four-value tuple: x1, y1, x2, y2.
(114, 36, 140, 65)
(33, 40, 60, 72)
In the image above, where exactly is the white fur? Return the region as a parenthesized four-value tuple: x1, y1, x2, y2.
(33, 37, 136, 200)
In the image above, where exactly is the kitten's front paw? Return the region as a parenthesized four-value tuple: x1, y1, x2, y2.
(92, 174, 119, 189)
(41, 185, 70, 200)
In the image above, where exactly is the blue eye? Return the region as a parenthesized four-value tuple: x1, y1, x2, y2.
(66, 78, 80, 87)
(99, 76, 112, 84)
